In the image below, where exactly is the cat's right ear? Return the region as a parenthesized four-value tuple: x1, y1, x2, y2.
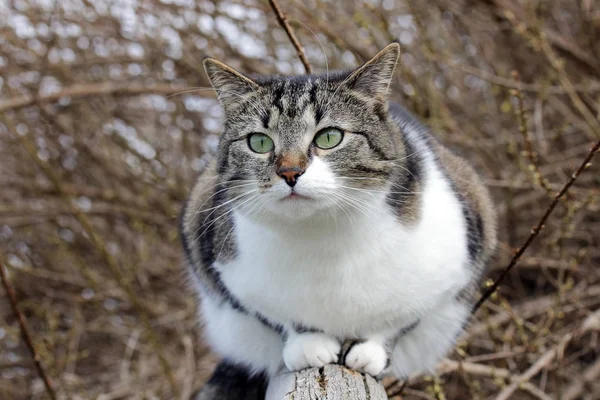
(203, 58, 258, 112)
(341, 42, 400, 102)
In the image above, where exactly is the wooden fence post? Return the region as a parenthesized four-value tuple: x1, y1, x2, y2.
(266, 365, 388, 400)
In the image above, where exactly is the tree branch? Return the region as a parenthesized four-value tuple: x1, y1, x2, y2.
(0, 82, 197, 112)
(493, 308, 600, 400)
(438, 360, 552, 400)
(473, 139, 600, 313)
(0, 253, 58, 400)
(3, 118, 181, 396)
(268, 0, 312, 74)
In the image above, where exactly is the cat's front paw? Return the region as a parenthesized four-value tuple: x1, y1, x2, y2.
(344, 340, 388, 376)
(283, 332, 341, 371)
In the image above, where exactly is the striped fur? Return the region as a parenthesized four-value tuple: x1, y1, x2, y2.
(180, 43, 497, 390)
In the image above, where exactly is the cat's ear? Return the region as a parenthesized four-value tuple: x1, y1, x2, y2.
(203, 58, 258, 112)
(342, 42, 400, 101)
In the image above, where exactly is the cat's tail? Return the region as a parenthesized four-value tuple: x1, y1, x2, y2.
(191, 360, 269, 400)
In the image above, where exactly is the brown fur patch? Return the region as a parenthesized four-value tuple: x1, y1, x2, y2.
(397, 180, 422, 225)
(276, 152, 308, 170)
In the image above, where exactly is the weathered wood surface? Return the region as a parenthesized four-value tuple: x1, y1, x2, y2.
(266, 365, 388, 400)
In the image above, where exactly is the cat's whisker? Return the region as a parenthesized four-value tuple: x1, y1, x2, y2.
(195, 192, 262, 240)
(224, 91, 270, 121)
(214, 193, 267, 261)
(335, 185, 384, 196)
(335, 176, 387, 181)
(241, 193, 266, 218)
(206, 86, 270, 122)
(343, 188, 387, 209)
(384, 159, 424, 179)
(395, 166, 419, 183)
(190, 178, 259, 195)
(303, 180, 421, 197)
(198, 188, 258, 216)
(378, 148, 429, 163)
(251, 201, 269, 226)
(196, 180, 259, 198)
(337, 190, 378, 218)
(215, 224, 237, 262)
(322, 199, 339, 230)
(190, 183, 260, 219)
(322, 80, 344, 117)
(200, 188, 259, 217)
(328, 190, 372, 219)
(335, 178, 422, 195)
(327, 193, 354, 226)
(289, 19, 329, 87)
(194, 190, 259, 237)
(388, 183, 422, 195)
(333, 197, 361, 224)
(190, 184, 257, 211)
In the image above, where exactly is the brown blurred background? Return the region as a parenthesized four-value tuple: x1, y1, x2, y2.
(1, 0, 599, 399)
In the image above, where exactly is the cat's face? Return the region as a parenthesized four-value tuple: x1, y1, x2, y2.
(206, 44, 402, 221)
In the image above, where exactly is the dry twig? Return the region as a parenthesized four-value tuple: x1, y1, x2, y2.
(0, 253, 59, 400)
(511, 71, 552, 194)
(494, 308, 600, 399)
(474, 139, 600, 313)
(268, 0, 312, 74)
(0, 82, 194, 112)
(6, 120, 180, 396)
(1, 1, 598, 398)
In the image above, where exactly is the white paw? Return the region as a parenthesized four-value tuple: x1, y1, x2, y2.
(344, 341, 388, 376)
(283, 333, 341, 371)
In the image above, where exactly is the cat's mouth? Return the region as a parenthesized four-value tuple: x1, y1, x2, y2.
(281, 192, 312, 201)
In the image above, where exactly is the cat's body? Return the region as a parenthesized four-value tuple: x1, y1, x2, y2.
(181, 44, 497, 397)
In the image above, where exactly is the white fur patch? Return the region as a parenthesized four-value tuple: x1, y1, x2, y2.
(199, 139, 472, 378)
(283, 332, 341, 371)
(199, 296, 284, 376)
(390, 299, 470, 377)
(345, 341, 388, 376)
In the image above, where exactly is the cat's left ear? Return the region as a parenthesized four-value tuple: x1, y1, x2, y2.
(203, 58, 259, 112)
(342, 42, 400, 101)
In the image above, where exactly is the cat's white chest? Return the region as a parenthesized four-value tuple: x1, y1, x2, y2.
(218, 174, 470, 336)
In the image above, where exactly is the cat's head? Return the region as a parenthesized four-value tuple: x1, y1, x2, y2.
(205, 43, 402, 221)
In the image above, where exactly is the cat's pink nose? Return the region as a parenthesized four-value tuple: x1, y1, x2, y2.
(277, 167, 305, 187)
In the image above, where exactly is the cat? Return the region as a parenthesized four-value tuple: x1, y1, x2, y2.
(180, 42, 497, 399)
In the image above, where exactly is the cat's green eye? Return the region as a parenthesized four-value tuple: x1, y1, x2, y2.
(314, 127, 344, 150)
(248, 133, 274, 154)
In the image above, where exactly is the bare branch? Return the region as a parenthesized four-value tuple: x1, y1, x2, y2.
(473, 139, 600, 313)
(3, 117, 181, 396)
(0, 82, 198, 112)
(494, 309, 600, 400)
(0, 253, 59, 400)
(438, 360, 552, 400)
(268, 0, 312, 74)
(511, 71, 552, 194)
